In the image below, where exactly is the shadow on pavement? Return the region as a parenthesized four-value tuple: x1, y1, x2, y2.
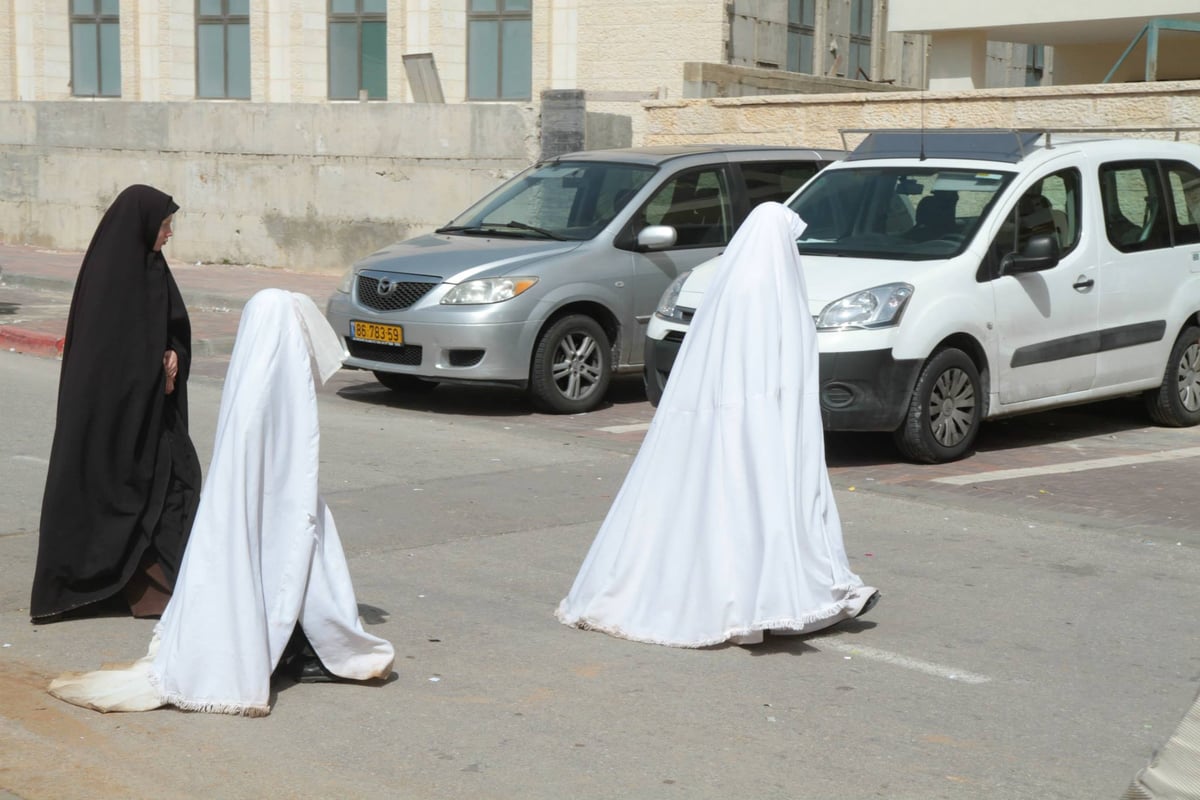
(334, 373, 648, 418)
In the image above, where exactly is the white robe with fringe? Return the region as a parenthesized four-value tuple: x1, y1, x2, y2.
(555, 203, 876, 647)
(49, 289, 394, 715)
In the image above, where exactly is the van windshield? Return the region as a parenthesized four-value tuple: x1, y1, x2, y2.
(788, 166, 1015, 260)
(439, 161, 657, 241)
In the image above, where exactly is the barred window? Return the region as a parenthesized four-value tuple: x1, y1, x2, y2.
(329, 0, 388, 100)
(467, 0, 531, 100)
(197, 0, 250, 99)
(786, 0, 815, 74)
(70, 0, 121, 97)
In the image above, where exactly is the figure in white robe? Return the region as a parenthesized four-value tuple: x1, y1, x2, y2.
(556, 202, 879, 647)
(49, 289, 395, 715)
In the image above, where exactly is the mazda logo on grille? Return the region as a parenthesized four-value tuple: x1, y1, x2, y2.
(377, 278, 397, 296)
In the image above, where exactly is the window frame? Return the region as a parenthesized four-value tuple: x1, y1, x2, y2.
(847, 0, 873, 81)
(327, 0, 388, 101)
(69, 0, 121, 98)
(466, 0, 533, 101)
(195, 0, 251, 100)
(786, 0, 816, 74)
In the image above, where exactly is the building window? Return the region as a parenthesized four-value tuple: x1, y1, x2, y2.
(1025, 45, 1045, 87)
(786, 0, 815, 74)
(848, 0, 873, 81)
(70, 0, 121, 97)
(197, 0, 250, 99)
(467, 0, 532, 100)
(328, 0, 387, 100)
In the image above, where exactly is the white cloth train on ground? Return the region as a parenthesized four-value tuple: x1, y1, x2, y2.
(555, 203, 878, 647)
(49, 289, 395, 715)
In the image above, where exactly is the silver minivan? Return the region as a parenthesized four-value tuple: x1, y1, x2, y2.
(325, 145, 842, 412)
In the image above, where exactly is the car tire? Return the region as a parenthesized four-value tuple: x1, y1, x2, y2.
(373, 371, 438, 393)
(893, 348, 981, 464)
(529, 314, 612, 414)
(1144, 324, 1200, 427)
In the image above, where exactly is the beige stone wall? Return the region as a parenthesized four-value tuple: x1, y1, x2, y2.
(573, 0, 726, 145)
(641, 80, 1200, 149)
(0, 100, 540, 272)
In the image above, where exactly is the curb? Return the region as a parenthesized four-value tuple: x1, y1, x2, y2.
(0, 327, 64, 359)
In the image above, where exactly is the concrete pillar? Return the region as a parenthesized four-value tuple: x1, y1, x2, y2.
(540, 89, 584, 159)
(927, 30, 987, 90)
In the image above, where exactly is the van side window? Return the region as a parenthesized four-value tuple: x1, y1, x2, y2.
(987, 168, 1080, 265)
(737, 161, 822, 208)
(640, 168, 732, 247)
(1164, 160, 1200, 246)
(1099, 161, 1172, 252)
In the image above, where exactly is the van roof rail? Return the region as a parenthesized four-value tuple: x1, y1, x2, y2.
(839, 127, 1200, 162)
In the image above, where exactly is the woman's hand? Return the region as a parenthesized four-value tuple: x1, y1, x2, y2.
(163, 349, 179, 395)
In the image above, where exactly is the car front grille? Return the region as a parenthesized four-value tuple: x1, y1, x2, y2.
(346, 339, 424, 365)
(355, 273, 439, 311)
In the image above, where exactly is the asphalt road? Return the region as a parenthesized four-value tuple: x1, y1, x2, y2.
(2, 350, 1199, 800)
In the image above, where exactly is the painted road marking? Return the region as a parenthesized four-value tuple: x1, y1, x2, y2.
(597, 423, 652, 434)
(931, 446, 1200, 486)
(12, 455, 48, 465)
(823, 640, 992, 684)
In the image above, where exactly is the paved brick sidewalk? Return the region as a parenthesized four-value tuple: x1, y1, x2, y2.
(0, 242, 342, 359)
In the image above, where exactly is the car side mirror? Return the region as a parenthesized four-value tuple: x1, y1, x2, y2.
(636, 225, 677, 251)
(1001, 232, 1060, 274)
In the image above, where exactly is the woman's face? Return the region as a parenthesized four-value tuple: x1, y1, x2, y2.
(154, 214, 174, 252)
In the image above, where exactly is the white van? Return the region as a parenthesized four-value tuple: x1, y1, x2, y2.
(644, 129, 1200, 463)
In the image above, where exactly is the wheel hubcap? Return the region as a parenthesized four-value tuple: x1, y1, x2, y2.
(551, 332, 602, 401)
(929, 367, 976, 447)
(1178, 341, 1200, 412)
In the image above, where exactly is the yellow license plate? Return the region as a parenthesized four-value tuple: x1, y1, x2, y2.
(351, 320, 404, 346)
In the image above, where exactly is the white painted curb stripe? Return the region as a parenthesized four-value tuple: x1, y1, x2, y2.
(931, 446, 1200, 486)
(597, 423, 652, 434)
(824, 640, 992, 684)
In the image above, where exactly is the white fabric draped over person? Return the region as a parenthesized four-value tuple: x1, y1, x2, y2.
(556, 202, 878, 647)
(49, 289, 394, 716)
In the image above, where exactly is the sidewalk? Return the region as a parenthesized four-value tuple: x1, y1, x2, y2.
(0, 242, 342, 359)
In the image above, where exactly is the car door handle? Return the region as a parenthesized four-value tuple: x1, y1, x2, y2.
(1072, 276, 1094, 291)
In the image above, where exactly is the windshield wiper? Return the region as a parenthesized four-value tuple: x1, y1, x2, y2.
(503, 220, 566, 240)
(435, 221, 567, 240)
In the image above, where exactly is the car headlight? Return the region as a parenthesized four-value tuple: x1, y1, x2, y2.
(440, 277, 539, 305)
(336, 268, 355, 294)
(653, 269, 693, 323)
(816, 283, 913, 330)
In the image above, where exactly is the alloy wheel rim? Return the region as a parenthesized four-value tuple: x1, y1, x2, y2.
(551, 332, 602, 400)
(929, 367, 976, 447)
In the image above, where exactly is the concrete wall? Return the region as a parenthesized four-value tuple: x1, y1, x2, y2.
(0, 101, 539, 272)
(642, 79, 1200, 149)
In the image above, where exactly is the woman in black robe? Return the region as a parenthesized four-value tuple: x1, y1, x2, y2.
(30, 184, 202, 622)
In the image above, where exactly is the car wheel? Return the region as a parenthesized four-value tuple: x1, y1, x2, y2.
(893, 348, 981, 464)
(1144, 324, 1200, 427)
(529, 315, 611, 413)
(373, 371, 437, 393)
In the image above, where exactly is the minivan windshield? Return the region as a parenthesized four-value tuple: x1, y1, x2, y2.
(439, 160, 657, 242)
(789, 166, 1016, 260)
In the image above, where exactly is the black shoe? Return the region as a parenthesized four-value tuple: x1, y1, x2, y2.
(855, 591, 881, 619)
(290, 654, 341, 684)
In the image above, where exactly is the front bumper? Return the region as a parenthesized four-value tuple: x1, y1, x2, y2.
(818, 348, 923, 431)
(325, 290, 534, 386)
(643, 330, 684, 406)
